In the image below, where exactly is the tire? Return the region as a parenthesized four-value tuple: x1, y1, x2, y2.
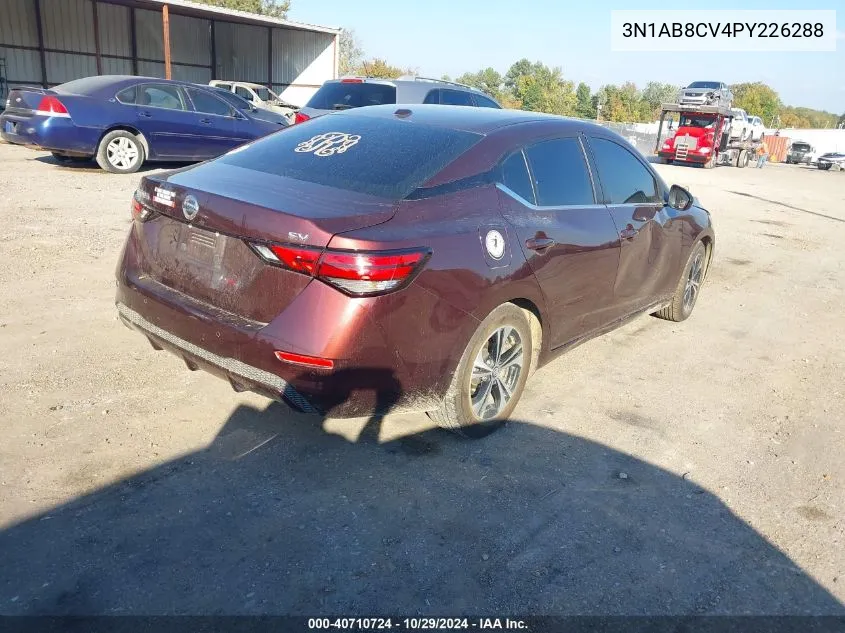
(653, 241, 708, 323)
(96, 130, 145, 174)
(818, 164, 831, 170)
(427, 303, 533, 438)
(737, 150, 749, 168)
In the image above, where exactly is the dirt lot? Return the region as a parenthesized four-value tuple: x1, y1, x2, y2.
(0, 142, 843, 615)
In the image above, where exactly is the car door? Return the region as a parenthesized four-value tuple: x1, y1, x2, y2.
(183, 87, 239, 158)
(584, 135, 681, 319)
(133, 83, 199, 158)
(497, 136, 621, 349)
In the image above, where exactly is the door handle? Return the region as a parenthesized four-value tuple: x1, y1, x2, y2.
(200, 118, 212, 124)
(525, 237, 556, 251)
(620, 226, 638, 240)
(139, 111, 152, 118)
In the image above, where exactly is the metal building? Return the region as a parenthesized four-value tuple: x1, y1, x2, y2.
(0, 0, 340, 106)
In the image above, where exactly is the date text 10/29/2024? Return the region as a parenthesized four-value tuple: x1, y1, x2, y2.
(308, 618, 528, 630)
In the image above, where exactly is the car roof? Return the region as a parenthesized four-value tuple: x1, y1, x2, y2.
(333, 103, 603, 135)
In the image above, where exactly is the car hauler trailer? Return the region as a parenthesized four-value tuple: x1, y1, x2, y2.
(655, 102, 762, 169)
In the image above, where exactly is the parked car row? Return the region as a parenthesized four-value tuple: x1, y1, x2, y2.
(1, 74, 502, 173)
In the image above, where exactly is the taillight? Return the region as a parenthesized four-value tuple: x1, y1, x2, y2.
(36, 95, 69, 116)
(294, 112, 310, 124)
(130, 189, 154, 222)
(341, 78, 364, 83)
(250, 243, 431, 296)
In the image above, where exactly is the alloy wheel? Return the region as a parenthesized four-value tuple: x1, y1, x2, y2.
(469, 326, 524, 420)
(683, 251, 704, 313)
(107, 137, 139, 170)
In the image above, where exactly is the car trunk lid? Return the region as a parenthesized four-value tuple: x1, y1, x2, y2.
(133, 163, 397, 323)
(4, 87, 49, 117)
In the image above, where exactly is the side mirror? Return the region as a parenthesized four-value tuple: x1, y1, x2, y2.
(667, 184, 693, 211)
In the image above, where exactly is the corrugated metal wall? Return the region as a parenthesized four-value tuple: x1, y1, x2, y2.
(0, 0, 336, 102)
(214, 21, 268, 83)
(0, 0, 39, 47)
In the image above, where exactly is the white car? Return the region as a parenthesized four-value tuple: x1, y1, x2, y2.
(729, 108, 751, 141)
(746, 115, 765, 141)
(209, 80, 298, 124)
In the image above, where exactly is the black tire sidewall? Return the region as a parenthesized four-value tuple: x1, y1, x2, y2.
(448, 304, 532, 438)
(97, 131, 144, 174)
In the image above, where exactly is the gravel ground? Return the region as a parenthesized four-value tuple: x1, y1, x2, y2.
(0, 142, 842, 615)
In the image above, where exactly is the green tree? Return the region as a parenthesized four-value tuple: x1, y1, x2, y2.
(504, 60, 576, 116)
(338, 29, 364, 76)
(193, 0, 289, 18)
(456, 67, 505, 101)
(641, 81, 679, 119)
(358, 58, 405, 79)
(575, 82, 594, 119)
(440, 74, 452, 82)
(732, 82, 782, 125)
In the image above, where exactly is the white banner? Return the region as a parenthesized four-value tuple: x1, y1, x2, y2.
(611, 10, 837, 52)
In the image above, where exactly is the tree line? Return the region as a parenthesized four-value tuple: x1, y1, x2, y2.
(338, 31, 839, 129)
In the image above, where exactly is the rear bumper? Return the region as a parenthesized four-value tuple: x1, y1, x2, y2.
(0, 114, 98, 154)
(115, 225, 472, 417)
(117, 302, 318, 413)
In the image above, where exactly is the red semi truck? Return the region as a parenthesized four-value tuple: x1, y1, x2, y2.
(655, 103, 761, 168)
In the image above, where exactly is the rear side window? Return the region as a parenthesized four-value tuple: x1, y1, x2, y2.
(116, 85, 137, 104)
(524, 138, 594, 207)
(423, 89, 441, 104)
(234, 86, 253, 101)
(500, 151, 535, 204)
(187, 88, 231, 116)
(440, 89, 474, 106)
(589, 137, 659, 205)
(218, 113, 482, 199)
(306, 82, 397, 110)
(474, 94, 501, 109)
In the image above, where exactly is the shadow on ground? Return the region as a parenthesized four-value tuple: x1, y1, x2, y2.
(0, 369, 842, 615)
(34, 155, 189, 173)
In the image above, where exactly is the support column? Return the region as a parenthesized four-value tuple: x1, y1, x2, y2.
(162, 4, 172, 80)
(33, 0, 48, 87)
(92, 0, 102, 75)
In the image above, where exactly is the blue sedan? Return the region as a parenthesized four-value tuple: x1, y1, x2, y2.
(0, 75, 289, 173)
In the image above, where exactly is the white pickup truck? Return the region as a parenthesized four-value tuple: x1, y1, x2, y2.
(209, 81, 298, 124)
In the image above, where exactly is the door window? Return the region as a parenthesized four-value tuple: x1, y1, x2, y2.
(524, 138, 594, 207)
(473, 93, 501, 108)
(137, 84, 185, 110)
(186, 88, 232, 116)
(589, 137, 659, 204)
(423, 89, 441, 104)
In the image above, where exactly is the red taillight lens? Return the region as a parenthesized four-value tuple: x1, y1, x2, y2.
(37, 95, 68, 115)
(341, 78, 364, 83)
(250, 243, 430, 296)
(274, 350, 334, 369)
(268, 244, 320, 275)
(294, 112, 310, 124)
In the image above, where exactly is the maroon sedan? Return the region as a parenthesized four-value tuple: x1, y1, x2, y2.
(116, 105, 714, 437)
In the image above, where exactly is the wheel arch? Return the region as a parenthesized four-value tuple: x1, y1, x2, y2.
(506, 297, 543, 377)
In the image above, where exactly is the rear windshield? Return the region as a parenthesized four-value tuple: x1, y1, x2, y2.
(306, 82, 397, 111)
(791, 143, 811, 152)
(218, 113, 482, 199)
(53, 76, 122, 96)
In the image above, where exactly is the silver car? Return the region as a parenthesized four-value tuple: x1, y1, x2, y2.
(295, 76, 501, 123)
(677, 81, 733, 107)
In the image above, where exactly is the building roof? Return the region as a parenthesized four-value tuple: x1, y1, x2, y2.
(115, 0, 341, 35)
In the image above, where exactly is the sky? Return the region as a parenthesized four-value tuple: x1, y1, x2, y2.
(289, 0, 845, 114)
